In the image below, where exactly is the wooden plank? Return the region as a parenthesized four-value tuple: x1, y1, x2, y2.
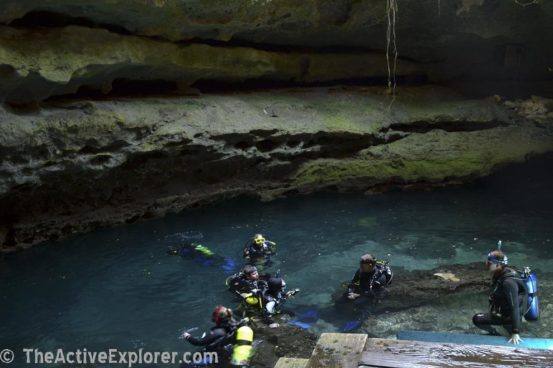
(307, 333, 367, 368)
(274, 357, 309, 368)
(360, 338, 553, 368)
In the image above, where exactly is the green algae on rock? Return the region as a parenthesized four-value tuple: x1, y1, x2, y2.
(1, 86, 553, 250)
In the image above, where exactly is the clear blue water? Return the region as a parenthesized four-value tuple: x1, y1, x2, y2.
(1, 155, 553, 361)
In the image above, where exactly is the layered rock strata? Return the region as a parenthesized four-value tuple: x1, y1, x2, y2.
(1, 86, 552, 250)
(1, 0, 552, 104)
(1, 0, 553, 249)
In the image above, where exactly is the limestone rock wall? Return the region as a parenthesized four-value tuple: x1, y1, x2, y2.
(0, 0, 552, 103)
(1, 86, 553, 249)
(1, 0, 553, 249)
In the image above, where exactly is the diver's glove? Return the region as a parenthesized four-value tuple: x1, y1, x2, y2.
(286, 288, 300, 297)
(237, 317, 250, 327)
(508, 333, 523, 345)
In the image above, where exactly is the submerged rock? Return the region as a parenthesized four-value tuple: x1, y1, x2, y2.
(360, 267, 553, 339)
(332, 262, 490, 315)
(250, 319, 317, 368)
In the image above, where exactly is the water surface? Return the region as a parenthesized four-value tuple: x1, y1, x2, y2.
(1, 155, 552, 359)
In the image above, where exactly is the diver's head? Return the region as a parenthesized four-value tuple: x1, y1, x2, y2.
(253, 234, 265, 247)
(360, 254, 376, 272)
(243, 265, 259, 280)
(486, 250, 508, 273)
(212, 305, 233, 325)
(268, 277, 286, 293)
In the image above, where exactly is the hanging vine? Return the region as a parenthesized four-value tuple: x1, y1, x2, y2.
(384, 0, 537, 101)
(386, 0, 399, 100)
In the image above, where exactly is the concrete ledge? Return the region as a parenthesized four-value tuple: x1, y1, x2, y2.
(274, 357, 309, 368)
(307, 333, 367, 368)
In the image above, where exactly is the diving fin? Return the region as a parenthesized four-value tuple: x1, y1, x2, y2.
(296, 309, 320, 323)
(340, 320, 361, 332)
(288, 321, 311, 329)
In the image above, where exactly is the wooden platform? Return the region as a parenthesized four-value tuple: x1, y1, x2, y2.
(398, 330, 553, 350)
(361, 338, 553, 367)
(274, 333, 553, 368)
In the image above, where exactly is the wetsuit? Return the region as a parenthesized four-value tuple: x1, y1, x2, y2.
(347, 264, 393, 295)
(473, 268, 527, 334)
(186, 322, 235, 350)
(243, 241, 275, 259)
(262, 281, 288, 313)
(227, 273, 268, 295)
(185, 321, 251, 367)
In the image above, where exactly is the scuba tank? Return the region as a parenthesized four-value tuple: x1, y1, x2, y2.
(230, 324, 254, 366)
(522, 266, 540, 321)
(375, 259, 394, 286)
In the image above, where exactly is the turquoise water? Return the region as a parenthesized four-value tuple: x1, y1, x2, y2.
(1, 155, 553, 360)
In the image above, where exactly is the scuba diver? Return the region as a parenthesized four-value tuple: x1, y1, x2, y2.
(260, 277, 300, 327)
(168, 242, 215, 258)
(345, 254, 393, 301)
(234, 275, 300, 327)
(472, 248, 531, 345)
(226, 265, 269, 296)
(167, 241, 237, 274)
(182, 305, 253, 367)
(243, 234, 276, 266)
(225, 266, 299, 326)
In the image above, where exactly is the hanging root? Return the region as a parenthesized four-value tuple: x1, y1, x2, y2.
(386, 0, 399, 98)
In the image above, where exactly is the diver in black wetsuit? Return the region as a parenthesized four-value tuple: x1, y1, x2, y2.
(168, 242, 237, 273)
(168, 242, 215, 258)
(473, 250, 527, 345)
(260, 277, 299, 326)
(345, 254, 393, 301)
(182, 305, 253, 367)
(226, 265, 269, 295)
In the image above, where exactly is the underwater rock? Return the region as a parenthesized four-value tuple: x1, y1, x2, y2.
(433, 272, 461, 282)
(359, 266, 553, 337)
(250, 319, 317, 368)
(377, 263, 490, 311)
(331, 262, 490, 316)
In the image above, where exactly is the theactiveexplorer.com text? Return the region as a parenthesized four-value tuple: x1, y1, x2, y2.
(19, 348, 218, 367)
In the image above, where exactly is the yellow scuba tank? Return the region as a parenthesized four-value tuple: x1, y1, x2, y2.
(242, 293, 261, 306)
(230, 325, 253, 366)
(193, 244, 214, 256)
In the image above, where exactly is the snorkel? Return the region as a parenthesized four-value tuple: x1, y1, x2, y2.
(487, 240, 508, 274)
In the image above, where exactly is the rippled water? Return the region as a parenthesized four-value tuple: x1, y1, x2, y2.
(1, 155, 553, 360)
